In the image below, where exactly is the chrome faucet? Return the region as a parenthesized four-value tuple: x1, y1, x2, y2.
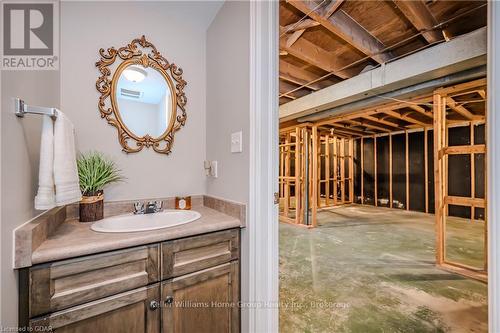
(133, 201, 162, 214)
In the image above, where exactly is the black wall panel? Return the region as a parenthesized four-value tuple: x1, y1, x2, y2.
(392, 134, 406, 209)
(475, 153, 485, 198)
(409, 132, 425, 212)
(474, 124, 485, 144)
(376, 136, 390, 207)
(353, 139, 361, 203)
(448, 154, 471, 197)
(363, 138, 375, 205)
(448, 126, 470, 146)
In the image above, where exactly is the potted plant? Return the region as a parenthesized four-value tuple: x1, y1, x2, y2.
(77, 152, 124, 222)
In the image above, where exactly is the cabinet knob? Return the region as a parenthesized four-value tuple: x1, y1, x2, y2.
(149, 300, 160, 310)
(164, 296, 174, 305)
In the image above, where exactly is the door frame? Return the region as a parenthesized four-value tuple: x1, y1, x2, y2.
(244, 1, 279, 332)
(244, 1, 500, 332)
(488, 2, 500, 332)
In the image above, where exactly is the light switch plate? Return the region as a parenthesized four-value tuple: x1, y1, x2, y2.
(231, 131, 242, 153)
(210, 161, 218, 178)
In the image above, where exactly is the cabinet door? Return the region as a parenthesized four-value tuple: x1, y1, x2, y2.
(30, 284, 161, 333)
(161, 261, 239, 333)
(30, 244, 159, 317)
(162, 229, 239, 280)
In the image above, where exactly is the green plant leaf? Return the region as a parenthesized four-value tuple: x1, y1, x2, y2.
(77, 151, 125, 196)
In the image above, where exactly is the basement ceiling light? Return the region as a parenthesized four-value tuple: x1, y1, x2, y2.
(123, 66, 147, 83)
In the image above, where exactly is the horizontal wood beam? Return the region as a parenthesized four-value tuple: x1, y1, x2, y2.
(442, 144, 486, 156)
(328, 123, 373, 136)
(381, 109, 429, 127)
(323, 0, 344, 18)
(393, 0, 444, 44)
(444, 196, 485, 208)
(284, 18, 320, 32)
(346, 119, 391, 132)
(408, 105, 434, 119)
(279, 26, 354, 79)
(363, 115, 402, 129)
(287, 1, 393, 64)
(279, 60, 323, 90)
(446, 97, 477, 120)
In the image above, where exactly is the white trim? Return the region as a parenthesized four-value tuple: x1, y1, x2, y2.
(244, 1, 279, 332)
(488, 2, 500, 332)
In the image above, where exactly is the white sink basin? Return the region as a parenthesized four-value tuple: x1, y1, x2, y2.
(90, 210, 201, 233)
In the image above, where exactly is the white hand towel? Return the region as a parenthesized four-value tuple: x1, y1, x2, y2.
(53, 110, 82, 206)
(34, 115, 56, 210)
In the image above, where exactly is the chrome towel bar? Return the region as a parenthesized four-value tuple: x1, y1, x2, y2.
(15, 98, 58, 118)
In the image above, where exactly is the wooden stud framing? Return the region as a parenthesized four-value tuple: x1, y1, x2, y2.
(279, 77, 488, 274)
(405, 130, 409, 210)
(361, 137, 364, 204)
(424, 128, 429, 213)
(325, 134, 330, 207)
(333, 136, 338, 205)
(389, 134, 393, 208)
(312, 126, 319, 227)
(374, 135, 378, 206)
(295, 127, 302, 225)
(349, 139, 354, 203)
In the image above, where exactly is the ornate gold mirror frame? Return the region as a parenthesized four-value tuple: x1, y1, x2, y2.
(95, 36, 187, 154)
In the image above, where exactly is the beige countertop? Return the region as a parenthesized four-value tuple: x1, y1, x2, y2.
(31, 206, 242, 265)
(15, 195, 245, 268)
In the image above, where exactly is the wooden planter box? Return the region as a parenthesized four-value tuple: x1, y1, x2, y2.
(79, 191, 104, 222)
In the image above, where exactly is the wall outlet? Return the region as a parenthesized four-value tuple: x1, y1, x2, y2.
(210, 161, 218, 178)
(231, 131, 242, 153)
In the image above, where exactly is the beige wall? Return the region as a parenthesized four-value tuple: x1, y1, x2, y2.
(0, 1, 252, 327)
(1, 71, 60, 326)
(206, 1, 250, 204)
(60, 1, 222, 201)
(206, 2, 250, 331)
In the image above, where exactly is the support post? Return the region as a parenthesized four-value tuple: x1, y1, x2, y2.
(389, 134, 393, 208)
(361, 137, 364, 204)
(284, 133, 291, 216)
(406, 130, 410, 210)
(425, 128, 429, 213)
(434, 93, 445, 265)
(312, 126, 319, 227)
(325, 134, 330, 207)
(349, 139, 354, 203)
(333, 136, 338, 205)
(295, 128, 301, 224)
(374, 135, 378, 206)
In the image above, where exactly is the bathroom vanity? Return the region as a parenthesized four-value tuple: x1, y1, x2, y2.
(16, 196, 244, 333)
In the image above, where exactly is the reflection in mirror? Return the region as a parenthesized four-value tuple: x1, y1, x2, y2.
(116, 65, 172, 138)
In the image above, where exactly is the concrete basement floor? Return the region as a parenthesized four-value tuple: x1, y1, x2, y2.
(279, 205, 488, 333)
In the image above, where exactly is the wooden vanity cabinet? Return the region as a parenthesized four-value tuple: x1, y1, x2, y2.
(162, 261, 239, 333)
(30, 284, 161, 333)
(23, 229, 240, 333)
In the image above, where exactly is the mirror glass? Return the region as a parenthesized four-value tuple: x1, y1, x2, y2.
(115, 65, 172, 138)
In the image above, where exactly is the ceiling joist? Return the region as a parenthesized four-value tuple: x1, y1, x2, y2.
(393, 0, 445, 44)
(279, 27, 354, 79)
(287, 0, 394, 64)
(446, 98, 478, 120)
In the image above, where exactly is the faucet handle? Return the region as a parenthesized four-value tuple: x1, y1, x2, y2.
(154, 200, 163, 212)
(133, 202, 144, 214)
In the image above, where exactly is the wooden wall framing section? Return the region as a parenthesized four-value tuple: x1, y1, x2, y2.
(279, 124, 354, 228)
(433, 80, 488, 282)
(279, 76, 488, 279)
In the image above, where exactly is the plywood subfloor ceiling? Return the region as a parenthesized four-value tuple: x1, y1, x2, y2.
(279, 0, 487, 105)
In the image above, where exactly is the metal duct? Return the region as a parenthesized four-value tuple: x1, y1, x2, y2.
(297, 65, 486, 123)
